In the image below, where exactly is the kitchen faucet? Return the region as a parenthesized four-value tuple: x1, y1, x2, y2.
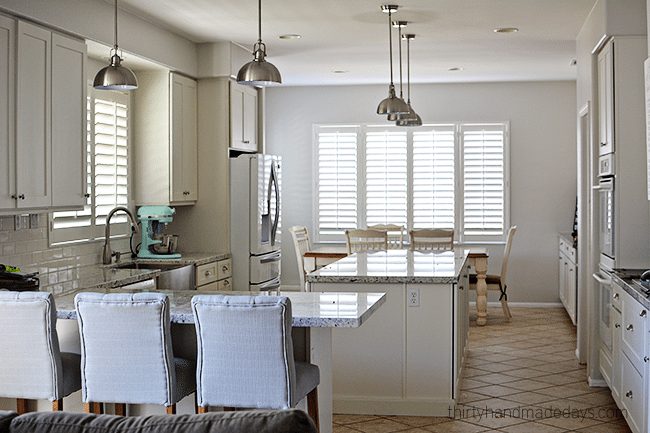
(102, 206, 139, 265)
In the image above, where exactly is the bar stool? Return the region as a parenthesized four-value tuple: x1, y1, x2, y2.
(0, 291, 81, 414)
(191, 295, 320, 430)
(75, 292, 196, 415)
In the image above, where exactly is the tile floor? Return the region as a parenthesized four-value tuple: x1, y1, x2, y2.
(332, 307, 631, 433)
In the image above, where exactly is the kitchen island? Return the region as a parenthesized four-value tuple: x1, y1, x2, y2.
(306, 249, 470, 417)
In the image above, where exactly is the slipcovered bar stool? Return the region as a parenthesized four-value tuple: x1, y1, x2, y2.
(75, 292, 196, 415)
(191, 295, 320, 431)
(0, 291, 81, 414)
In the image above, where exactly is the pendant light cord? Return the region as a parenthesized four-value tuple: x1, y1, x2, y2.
(398, 24, 403, 98)
(257, 0, 263, 44)
(406, 36, 411, 104)
(113, 0, 118, 52)
(388, 10, 394, 85)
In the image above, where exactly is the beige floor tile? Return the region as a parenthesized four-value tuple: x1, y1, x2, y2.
(472, 372, 520, 385)
(334, 414, 382, 425)
(381, 416, 451, 428)
(498, 421, 570, 432)
(470, 384, 521, 398)
(502, 368, 551, 379)
(349, 417, 415, 433)
(500, 392, 557, 406)
(334, 425, 366, 433)
(573, 422, 632, 432)
(422, 420, 493, 432)
(502, 379, 554, 392)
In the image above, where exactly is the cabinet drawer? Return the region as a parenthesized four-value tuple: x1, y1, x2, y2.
(218, 277, 232, 291)
(217, 258, 232, 280)
(620, 352, 644, 433)
(197, 281, 219, 291)
(196, 262, 219, 286)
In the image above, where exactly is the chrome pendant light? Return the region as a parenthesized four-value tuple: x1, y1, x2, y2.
(396, 34, 422, 126)
(237, 0, 282, 86)
(388, 21, 409, 121)
(377, 5, 409, 115)
(93, 0, 138, 90)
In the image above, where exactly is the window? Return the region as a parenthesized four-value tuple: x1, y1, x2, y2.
(314, 123, 509, 243)
(50, 87, 131, 244)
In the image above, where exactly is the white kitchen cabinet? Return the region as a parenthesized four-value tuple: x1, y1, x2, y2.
(196, 258, 232, 290)
(597, 41, 613, 155)
(134, 71, 198, 206)
(230, 81, 258, 152)
(558, 236, 576, 325)
(0, 18, 86, 214)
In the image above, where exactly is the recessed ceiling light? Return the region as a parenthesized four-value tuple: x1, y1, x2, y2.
(279, 34, 301, 40)
(494, 27, 519, 33)
(447, 67, 464, 71)
(332, 69, 349, 74)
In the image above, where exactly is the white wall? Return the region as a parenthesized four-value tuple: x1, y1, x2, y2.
(266, 81, 577, 304)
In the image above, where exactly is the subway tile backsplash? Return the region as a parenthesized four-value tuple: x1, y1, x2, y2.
(0, 213, 131, 294)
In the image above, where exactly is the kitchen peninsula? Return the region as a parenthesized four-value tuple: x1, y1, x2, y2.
(306, 249, 470, 417)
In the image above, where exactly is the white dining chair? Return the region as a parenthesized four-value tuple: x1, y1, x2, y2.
(191, 295, 320, 430)
(409, 228, 454, 251)
(0, 291, 81, 414)
(289, 225, 312, 291)
(75, 292, 196, 415)
(469, 225, 517, 321)
(366, 224, 405, 249)
(345, 229, 388, 254)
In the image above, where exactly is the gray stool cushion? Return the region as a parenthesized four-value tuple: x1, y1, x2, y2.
(7, 409, 316, 433)
(0, 411, 18, 433)
(60, 352, 82, 398)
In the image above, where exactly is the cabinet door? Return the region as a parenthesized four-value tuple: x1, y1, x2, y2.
(51, 33, 87, 208)
(558, 249, 566, 306)
(597, 41, 613, 155)
(611, 306, 622, 404)
(230, 81, 257, 152)
(16, 21, 51, 208)
(170, 73, 197, 203)
(567, 261, 576, 325)
(0, 16, 15, 209)
(621, 289, 647, 375)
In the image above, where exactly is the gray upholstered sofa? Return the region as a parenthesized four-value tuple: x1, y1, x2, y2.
(0, 408, 317, 433)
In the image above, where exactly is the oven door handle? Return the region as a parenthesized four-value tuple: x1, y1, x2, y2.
(592, 272, 610, 284)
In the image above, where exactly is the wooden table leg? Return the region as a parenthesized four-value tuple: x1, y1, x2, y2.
(474, 256, 488, 326)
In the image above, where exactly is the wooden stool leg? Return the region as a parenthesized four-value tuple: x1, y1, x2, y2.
(166, 404, 176, 415)
(52, 399, 63, 412)
(84, 402, 103, 414)
(307, 387, 320, 433)
(197, 406, 208, 414)
(115, 403, 126, 416)
(16, 399, 29, 415)
(501, 298, 512, 321)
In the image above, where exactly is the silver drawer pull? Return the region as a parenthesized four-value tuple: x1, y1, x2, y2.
(223, 279, 230, 286)
(641, 310, 647, 318)
(222, 265, 229, 272)
(644, 356, 649, 362)
(626, 391, 633, 399)
(626, 324, 634, 331)
(205, 270, 212, 277)
(614, 323, 620, 328)
(613, 293, 619, 300)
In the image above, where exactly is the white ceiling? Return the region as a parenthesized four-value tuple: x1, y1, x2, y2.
(111, 0, 597, 86)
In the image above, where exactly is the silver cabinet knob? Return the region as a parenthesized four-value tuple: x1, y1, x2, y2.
(205, 270, 212, 277)
(640, 310, 647, 318)
(614, 323, 620, 328)
(626, 324, 634, 332)
(626, 391, 633, 399)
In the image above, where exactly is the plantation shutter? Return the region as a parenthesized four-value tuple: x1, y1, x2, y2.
(412, 125, 455, 229)
(316, 125, 359, 241)
(461, 123, 507, 238)
(365, 127, 407, 227)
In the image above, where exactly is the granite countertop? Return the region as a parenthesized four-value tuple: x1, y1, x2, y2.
(54, 289, 386, 328)
(36, 252, 230, 295)
(306, 249, 470, 284)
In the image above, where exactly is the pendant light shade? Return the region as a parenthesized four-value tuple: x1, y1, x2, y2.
(377, 5, 408, 115)
(93, 0, 138, 90)
(237, 0, 281, 86)
(396, 34, 422, 126)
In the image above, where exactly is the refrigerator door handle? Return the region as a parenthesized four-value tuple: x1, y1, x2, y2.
(260, 252, 282, 263)
(269, 162, 280, 246)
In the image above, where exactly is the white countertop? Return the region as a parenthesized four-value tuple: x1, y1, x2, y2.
(54, 289, 386, 328)
(306, 249, 470, 284)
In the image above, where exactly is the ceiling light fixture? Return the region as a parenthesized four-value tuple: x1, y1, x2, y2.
(93, 0, 138, 90)
(396, 34, 422, 127)
(279, 34, 301, 40)
(237, 0, 281, 86)
(494, 27, 519, 33)
(377, 5, 409, 116)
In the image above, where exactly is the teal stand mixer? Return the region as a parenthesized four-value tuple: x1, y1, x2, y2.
(137, 206, 181, 259)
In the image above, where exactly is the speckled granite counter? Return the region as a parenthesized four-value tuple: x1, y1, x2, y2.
(306, 248, 470, 284)
(54, 289, 386, 328)
(612, 271, 650, 310)
(33, 252, 230, 295)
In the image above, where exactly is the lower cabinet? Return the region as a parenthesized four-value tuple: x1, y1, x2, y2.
(196, 258, 232, 290)
(558, 236, 577, 324)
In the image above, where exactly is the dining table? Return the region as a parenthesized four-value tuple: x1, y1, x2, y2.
(303, 246, 349, 272)
(468, 247, 489, 326)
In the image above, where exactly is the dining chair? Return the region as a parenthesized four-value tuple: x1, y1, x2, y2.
(409, 228, 454, 250)
(345, 229, 388, 254)
(75, 292, 196, 415)
(366, 224, 405, 249)
(191, 295, 320, 431)
(0, 291, 81, 415)
(469, 225, 517, 321)
(289, 225, 311, 291)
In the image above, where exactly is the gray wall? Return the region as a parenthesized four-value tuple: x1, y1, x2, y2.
(266, 81, 577, 304)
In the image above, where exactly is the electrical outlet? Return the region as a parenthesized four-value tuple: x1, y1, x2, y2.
(408, 288, 419, 307)
(14, 215, 21, 231)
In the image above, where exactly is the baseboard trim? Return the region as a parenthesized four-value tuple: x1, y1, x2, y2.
(333, 396, 455, 417)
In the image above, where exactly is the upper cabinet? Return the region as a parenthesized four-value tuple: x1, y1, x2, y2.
(0, 17, 87, 214)
(230, 82, 258, 152)
(134, 71, 198, 206)
(597, 41, 614, 156)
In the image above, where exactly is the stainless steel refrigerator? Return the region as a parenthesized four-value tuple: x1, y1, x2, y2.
(229, 154, 281, 291)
